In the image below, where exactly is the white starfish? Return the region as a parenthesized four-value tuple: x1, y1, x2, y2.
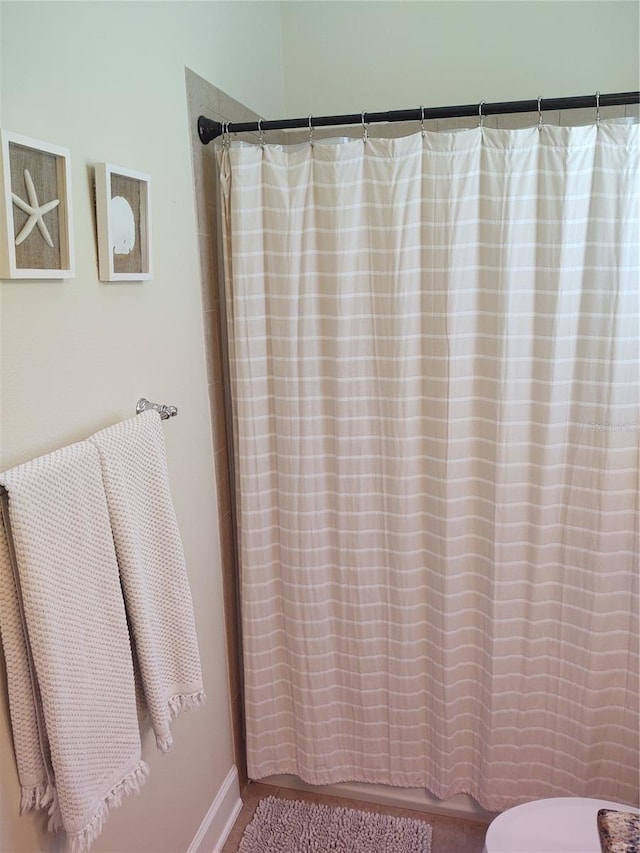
(11, 169, 60, 247)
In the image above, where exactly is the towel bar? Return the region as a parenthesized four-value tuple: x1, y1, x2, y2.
(0, 401, 178, 499)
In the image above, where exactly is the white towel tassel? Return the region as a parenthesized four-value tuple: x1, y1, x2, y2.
(68, 761, 149, 853)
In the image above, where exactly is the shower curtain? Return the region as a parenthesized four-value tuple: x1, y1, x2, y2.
(218, 122, 639, 811)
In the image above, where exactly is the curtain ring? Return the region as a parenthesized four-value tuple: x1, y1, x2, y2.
(308, 115, 314, 147)
(361, 111, 369, 144)
(595, 91, 601, 127)
(258, 119, 265, 148)
(420, 105, 426, 138)
(478, 101, 485, 128)
(537, 96, 544, 132)
(223, 121, 231, 149)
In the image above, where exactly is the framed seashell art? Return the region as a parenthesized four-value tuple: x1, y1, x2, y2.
(0, 130, 75, 279)
(95, 163, 152, 281)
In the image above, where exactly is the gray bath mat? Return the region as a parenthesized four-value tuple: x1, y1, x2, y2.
(238, 796, 432, 852)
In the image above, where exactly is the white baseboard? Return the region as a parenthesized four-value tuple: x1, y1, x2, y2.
(188, 765, 243, 853)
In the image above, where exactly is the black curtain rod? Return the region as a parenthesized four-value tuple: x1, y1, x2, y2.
(198, 91, 639, 144)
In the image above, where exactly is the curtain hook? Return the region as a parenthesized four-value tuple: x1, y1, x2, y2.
(478, 101, 485, 128)
(362, 111, 369, 144)
(595, 91, 601, 127)
(420, 105, 426, 138)
(537, 96, 544, 132)
(223, 121, 231, 149)
(308, 115, 314, 148)
(258, 119, 265, 148)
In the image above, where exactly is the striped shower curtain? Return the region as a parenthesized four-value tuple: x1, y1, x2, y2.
(217, 122, 639, 811)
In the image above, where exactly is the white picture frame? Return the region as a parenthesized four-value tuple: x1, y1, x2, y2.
(95, 163, 152, 281)
(0, 130, 75, 279)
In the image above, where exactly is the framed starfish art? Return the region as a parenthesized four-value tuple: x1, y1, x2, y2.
(0, 130, 75, 279)
(95, 163, 152, 281)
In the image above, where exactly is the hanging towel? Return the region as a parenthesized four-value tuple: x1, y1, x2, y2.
(90, 410, 205, 753)
(0, 513, 55, 819)
(0, 441, 148, 853)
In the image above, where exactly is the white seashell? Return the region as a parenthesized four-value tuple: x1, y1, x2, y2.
(110, 196, 136, 255)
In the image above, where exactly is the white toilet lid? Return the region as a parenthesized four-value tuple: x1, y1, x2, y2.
(484, 797, 640, 853)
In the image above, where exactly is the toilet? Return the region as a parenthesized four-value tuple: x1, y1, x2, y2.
(483, 797, 640, 853)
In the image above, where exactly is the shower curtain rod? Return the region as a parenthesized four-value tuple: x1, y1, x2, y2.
(197, 90, 639, 144)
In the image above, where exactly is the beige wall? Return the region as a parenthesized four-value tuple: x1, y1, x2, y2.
(281, 1, 640, 117)
(186, 66, 274, 800)
(0, 3, 283, 852)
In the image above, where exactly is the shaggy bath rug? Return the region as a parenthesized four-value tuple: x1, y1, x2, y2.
(238, 796, 432, 852)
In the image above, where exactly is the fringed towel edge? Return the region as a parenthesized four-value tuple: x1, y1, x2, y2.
(68, 760, 149, 853)
(47, 788, 63, 833)
(20, 781, 63, 832)
(20, 781, 55, 814)
(168, 689, 206, 720)
(156, 690, 207, 753)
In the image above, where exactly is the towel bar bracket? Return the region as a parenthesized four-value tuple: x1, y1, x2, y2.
(136, 398, 178, 420)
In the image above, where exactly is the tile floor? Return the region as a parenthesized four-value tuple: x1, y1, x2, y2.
(222, 781, 489, 852)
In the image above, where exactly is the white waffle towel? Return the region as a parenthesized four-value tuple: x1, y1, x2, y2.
(0, 441, 148, 853)
(90, 410, 205, 752)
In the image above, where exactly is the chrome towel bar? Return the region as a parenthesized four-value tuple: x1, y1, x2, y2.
(0, 400, 178, 498)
